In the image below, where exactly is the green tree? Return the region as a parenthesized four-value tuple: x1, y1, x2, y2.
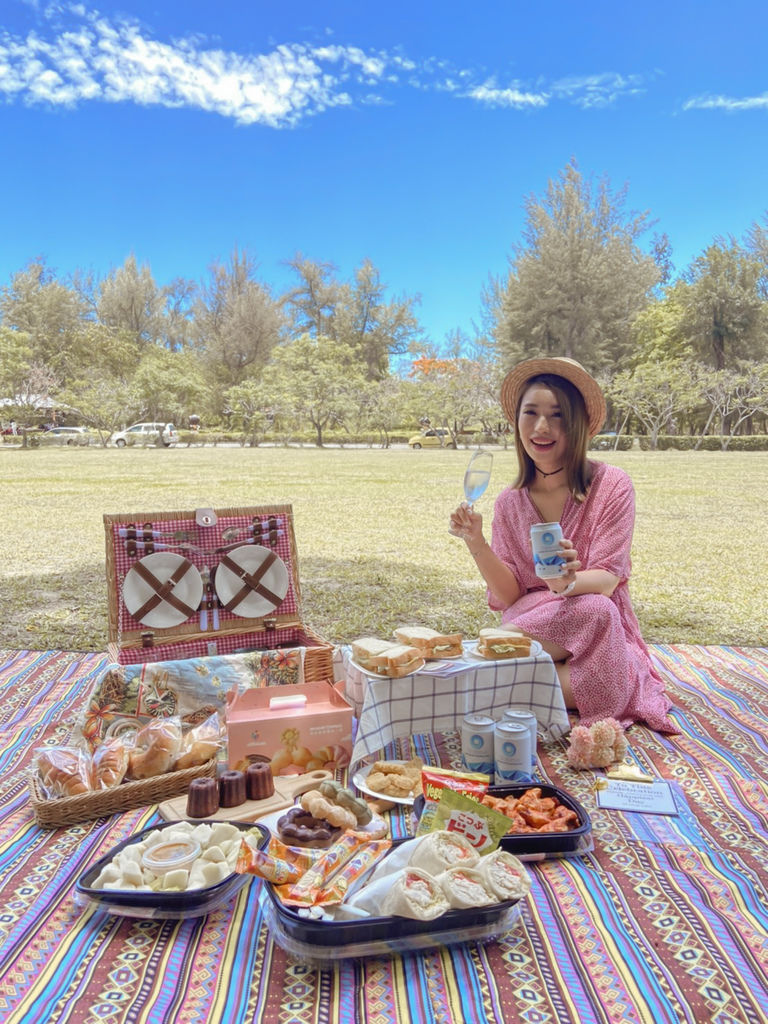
(96, 254, 166, 345)
(193, 249, 283, 394)
(490, 159, 660, 372)
(284, 256, 424, 380)
(679, 239, 766, 370)
(258, 334, 368, 446)
(610, 360, 697, 449)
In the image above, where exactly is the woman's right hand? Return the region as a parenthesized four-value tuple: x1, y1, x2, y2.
(449, 502, 484, 548)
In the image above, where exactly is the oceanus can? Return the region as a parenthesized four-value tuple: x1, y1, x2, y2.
(501, 709, 538, 771)
(494, 721, 533, 784)
(461, 713, 495, 779)
(530, 521, 566, 579)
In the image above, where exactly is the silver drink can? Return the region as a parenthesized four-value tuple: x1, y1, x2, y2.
(530, 521, 566, 579)
(494, 721, 533, 784)
(461, 713, 495, 779)
(501, 709, 538, 771)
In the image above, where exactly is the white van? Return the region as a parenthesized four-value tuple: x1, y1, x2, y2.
(109, 422, 179, 448)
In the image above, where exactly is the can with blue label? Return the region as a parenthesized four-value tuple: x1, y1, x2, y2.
(501, 709, 538, 772)
(461, 713, 495, 779)
(494, 721, 533, 784)
(530, 521, 566, 579)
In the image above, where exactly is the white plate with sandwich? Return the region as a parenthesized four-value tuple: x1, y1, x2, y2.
(349, 637, 426, 679)
(392, 626, 464, 660)
(465, 630, 543, 662)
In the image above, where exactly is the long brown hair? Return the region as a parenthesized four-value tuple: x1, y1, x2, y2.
(512, 374, 592, 501)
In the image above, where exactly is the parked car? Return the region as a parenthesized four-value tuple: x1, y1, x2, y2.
(41, 426, 93, 446)
(408, 428, 451, 449)
(109, 422, 179, 448)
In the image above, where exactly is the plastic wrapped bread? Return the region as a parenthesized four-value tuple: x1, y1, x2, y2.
(476, 849, 531, 901)
(408, 829, 480, 875)
(436, 866, 495, 909)
(380, 868, 451, 920)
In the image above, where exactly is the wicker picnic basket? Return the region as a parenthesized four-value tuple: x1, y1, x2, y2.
(103, 503, 334, 682)
(28, 756, 217, 829)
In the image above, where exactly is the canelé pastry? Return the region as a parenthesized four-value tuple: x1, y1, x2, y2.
(276, 807, 341, 848)
(186, 777, 219, 818)
(246, 762, 275, 801)
(218, 770, 246, 808)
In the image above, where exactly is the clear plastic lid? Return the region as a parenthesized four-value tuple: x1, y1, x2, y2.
(141, 838, 202, 874)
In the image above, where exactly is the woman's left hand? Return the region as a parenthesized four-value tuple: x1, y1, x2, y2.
(548, 539, 581, 593)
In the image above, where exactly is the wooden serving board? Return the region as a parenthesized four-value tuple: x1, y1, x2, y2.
(157, 769, 333, 823)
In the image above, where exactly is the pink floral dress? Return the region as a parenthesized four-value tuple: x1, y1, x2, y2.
(489, 461, 678, 733)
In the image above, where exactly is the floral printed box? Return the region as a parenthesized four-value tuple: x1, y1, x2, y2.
(226, 682, 353, 776)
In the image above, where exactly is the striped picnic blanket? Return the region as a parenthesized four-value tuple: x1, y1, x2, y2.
(0, 645, 766, 1024)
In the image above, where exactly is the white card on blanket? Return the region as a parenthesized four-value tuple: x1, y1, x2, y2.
(596, 779, 677, 816)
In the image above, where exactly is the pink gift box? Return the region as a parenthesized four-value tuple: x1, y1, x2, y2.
(226, 682, 353, 775)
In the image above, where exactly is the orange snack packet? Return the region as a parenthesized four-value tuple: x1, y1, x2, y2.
(313, 839, 391, 906)
(236, 835, 317, 884)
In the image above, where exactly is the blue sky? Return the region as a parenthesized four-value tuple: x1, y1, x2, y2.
(2, 0, 767, 348)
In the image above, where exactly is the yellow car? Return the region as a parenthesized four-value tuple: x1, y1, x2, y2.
(408, 428, 450, 449)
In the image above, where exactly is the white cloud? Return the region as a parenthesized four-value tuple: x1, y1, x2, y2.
(464, 82, 548, 109)
(683, 93, 768, 112)
(0, 4, 659, 126)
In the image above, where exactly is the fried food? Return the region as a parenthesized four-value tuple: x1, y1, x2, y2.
(480, 786, 580, 833)
(364, 757, 423, 798)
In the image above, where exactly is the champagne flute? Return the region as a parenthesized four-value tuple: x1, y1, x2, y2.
(450, 450, 493, 536)
(463, 450, 493, 507)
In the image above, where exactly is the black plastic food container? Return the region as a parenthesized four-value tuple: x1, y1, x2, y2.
(76, 820, 269, 918)
(413, 782, 592, 858)
(262, 836, 524, 962)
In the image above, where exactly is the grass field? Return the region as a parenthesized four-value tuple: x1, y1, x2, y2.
(1, 446, 765, 653)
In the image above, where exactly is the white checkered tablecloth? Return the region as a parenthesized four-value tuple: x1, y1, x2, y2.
(343, 646, 570, 769)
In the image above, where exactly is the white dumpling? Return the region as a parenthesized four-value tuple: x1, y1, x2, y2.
(162, 869, 190, 891)
(209, 823, 240, 846)
(202, 844, 225, 863)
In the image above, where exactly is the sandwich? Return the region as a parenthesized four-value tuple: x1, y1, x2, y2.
(476, 849, 531, 902)
(393, 626, 463, 659)
(436, 866, 495, 909)
(369, 644, 425, 679)
(351, 637, 400, 672)
(475, 628, 532, 660)
(409, 829, 480, 874)
(380, 868, 451, 920)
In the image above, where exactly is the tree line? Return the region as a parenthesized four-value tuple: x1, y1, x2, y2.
(2, 159, 767, 448)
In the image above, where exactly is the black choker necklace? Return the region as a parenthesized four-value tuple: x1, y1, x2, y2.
(537, 466, 564, 478)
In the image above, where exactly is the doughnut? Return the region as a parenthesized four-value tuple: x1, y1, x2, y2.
(334, 787, 372, 825)
(276, 807, 341, 848)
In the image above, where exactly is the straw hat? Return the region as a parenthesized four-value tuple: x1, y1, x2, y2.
(500, 356, 607, 438)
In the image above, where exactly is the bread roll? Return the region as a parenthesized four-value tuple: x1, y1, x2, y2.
(128, 719, 182, 779)
(92, 739, 129, 789)
(37, 747, 92, 797)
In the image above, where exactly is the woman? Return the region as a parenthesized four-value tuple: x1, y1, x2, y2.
(450, 356, 677, 732)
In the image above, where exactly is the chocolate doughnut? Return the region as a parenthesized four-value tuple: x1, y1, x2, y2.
(186, 777, 219, 818)
(218, 769, 246, 808)
(276, 807, 341, 848)
(246, 762, 275, 801)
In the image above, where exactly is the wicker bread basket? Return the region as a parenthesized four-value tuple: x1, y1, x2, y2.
(28, 757, 217, 829)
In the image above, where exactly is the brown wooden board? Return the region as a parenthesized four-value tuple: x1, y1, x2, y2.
(157, 769, 333, 822)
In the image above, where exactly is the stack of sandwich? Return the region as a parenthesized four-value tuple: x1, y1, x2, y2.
(474, 628, 532, 660)
(351, 626, 463, 679)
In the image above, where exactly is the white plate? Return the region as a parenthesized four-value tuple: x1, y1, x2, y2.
(351, 762, 418, 806)
(348, 656, 427, 680)
(214, 544, 290, 618)
(123, 552, 204, 628)
(465, 639, 543, 663)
